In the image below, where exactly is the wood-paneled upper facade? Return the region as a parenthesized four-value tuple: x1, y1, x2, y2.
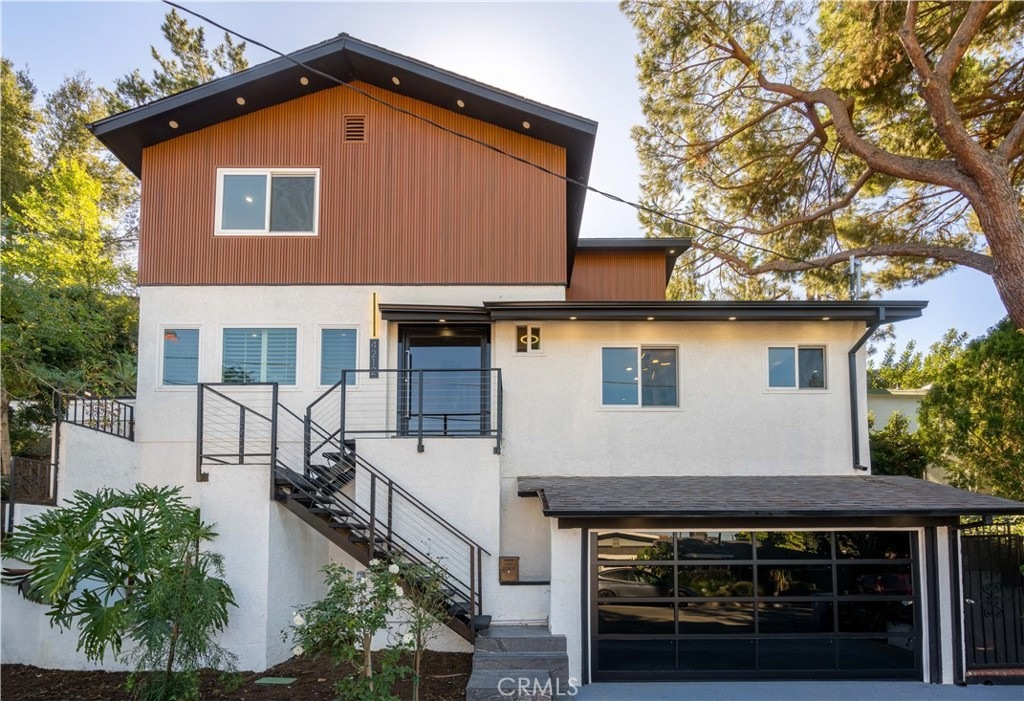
(91, 34, 598, 287)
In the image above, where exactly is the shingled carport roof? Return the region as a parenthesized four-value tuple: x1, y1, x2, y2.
(517, 475, 1024, 519)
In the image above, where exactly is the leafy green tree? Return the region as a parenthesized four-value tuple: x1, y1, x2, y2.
(870, 412, 929, 478)
(105, 9, 248, 112)
(623, 1, 1024, 327)
(0, 58, 40, 216)
(868, 327, 968, 389)
(3, 485, 237, 701)
(919, 319, 1024, 499)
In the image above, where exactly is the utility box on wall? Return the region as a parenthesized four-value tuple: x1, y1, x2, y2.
(499, 556, 520, 583)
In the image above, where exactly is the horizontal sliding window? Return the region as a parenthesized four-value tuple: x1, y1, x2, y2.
(768, 345, 825, 389)
(216, 168, 318, 236)
(601, 346, 677, 407)
(222, 328, 297, 384)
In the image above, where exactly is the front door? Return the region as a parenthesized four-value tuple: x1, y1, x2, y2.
(398, 325, 491, 436)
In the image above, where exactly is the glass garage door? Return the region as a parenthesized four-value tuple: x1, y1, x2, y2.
(591, 530, 920, 680)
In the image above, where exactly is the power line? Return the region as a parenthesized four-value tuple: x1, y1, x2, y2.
(162, 0, 807, 266)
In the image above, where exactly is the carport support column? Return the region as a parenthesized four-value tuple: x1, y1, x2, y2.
(549, 522, 584, 686)
(935, 526, 958, 684)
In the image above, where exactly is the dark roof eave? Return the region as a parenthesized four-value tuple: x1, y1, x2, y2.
(485, 300, 928, 323)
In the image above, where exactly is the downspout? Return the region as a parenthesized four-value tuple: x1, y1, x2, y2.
(848, 307, 885, 471)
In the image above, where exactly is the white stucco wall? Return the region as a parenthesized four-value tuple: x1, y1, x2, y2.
(867, 390, 927, 431)
(549, 525, 583, 682)
(495, 319, 872, 577)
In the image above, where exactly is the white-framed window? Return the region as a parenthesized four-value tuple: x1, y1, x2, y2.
(601, 346, 678, 407)
(515, 325, 542, 354)
(222, 327, 298, 384)
(767, 345, 826, 389)
(161, 327, 200, 386)
(214, 167, 319, 236)
(320, 327, 358, 386)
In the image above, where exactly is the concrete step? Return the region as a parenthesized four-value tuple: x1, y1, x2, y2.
(475, 625, 567, 653)
(471, 650, 569, 689)
(466, 669, 554, 701)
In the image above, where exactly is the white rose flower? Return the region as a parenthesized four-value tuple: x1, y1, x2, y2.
(292, 613, 306, 627)
(388, 563, 400, 575)
(292, 645, 304, 657)
(395, 584, 404, 597)
(369, 558, 380, 567)
(402, 632, 415, 646)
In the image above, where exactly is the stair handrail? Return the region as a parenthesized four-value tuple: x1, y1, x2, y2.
(196, 382, 278, 482)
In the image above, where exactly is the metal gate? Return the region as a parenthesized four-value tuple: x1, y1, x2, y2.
(962, 532, 1024, 670)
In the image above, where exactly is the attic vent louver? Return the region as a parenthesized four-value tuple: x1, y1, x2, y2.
(343, 114, 367, 143)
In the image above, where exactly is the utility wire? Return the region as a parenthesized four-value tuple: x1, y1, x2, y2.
(163, 0, 810, 266)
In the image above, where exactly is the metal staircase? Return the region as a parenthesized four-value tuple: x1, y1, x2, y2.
(196, 382, 491, 642)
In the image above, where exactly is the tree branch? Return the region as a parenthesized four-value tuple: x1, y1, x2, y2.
(996, 109, 1024, 162)
(710, 242, 994, 276)
(695, 5, 977, 195)
(935, 1, 998, 83)
(897, 2, 991, 178)
(738, 168, 875, 237)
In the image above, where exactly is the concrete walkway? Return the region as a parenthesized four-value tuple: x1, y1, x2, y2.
(573, 681, 1023, 701)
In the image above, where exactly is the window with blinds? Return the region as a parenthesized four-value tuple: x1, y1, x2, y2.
(320, 328, 358, 386)
(222, 328, 297, 384)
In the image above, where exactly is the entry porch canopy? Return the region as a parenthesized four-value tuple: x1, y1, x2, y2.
(518, 475, 1024, 528)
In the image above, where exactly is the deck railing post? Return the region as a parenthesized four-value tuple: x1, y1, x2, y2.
(238, 407, 246, 464)
(417, 369, 425, 453)
(303, 412, 312, 477)
(469, 545, 477, 623)
(270, 384, 279, 500)
(339, 371, 347, 453)
(369, 473, 377, 556)
(386, 482, 394, 545)
(196, 384, 208, 482)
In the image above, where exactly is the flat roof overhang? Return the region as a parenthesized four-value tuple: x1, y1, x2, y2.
(379, 300, 927, 324)
(518, 475, 1024, 524)
(88, 33, 598, 274)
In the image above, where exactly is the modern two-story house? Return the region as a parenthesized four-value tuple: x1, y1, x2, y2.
(4, 34, 1023, 693)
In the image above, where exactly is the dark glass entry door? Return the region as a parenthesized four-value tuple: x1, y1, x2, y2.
(398, 326, 491, 436)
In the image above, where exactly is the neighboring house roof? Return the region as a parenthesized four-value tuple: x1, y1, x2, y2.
(378, 299, 928, 323)
(518, 475, 1024, 518)
(87, 33, 598, 270)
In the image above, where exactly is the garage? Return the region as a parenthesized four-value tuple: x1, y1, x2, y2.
(592, 529, 920, 680)
(519, 474, 1024, 684)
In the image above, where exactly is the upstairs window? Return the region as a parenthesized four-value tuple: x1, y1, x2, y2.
(602, 346, 678, 407)
(215, 168, 319, 236)
(320, 328, 358, 386)
(162, 328, 199, 386)
(222, 328, 297, 384)
(768, 346, 826, 389)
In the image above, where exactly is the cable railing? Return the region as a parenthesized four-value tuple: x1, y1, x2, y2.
(59, 393, 135, 441)
(196, 383, 278, 481)
(307, 368, 503, 455)
(195, 380, 491, 626)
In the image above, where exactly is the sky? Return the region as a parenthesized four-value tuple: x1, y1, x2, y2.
(1, 0, 1009, 354)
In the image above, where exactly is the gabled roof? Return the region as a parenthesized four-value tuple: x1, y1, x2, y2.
(88, 33, 598, 258)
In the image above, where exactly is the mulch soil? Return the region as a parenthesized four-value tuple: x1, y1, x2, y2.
(1, 651, 472, 701)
